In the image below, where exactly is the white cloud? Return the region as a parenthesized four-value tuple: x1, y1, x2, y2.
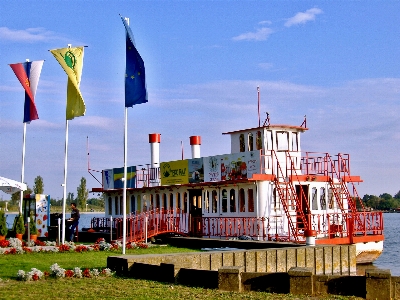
(284, 8, 323, 27)
(232, 27, 274, 41)
(0, 27, 57, 42)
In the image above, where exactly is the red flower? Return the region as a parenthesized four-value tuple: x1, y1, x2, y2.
(58, 244, 70, 252)
(95, 238, 105, 244)
(65, 270, 74, 278)
(83, 268, 91, 278)
(44, 271, 50, 277)
(0, 240, 10, 248)
(32, 273, 40, 281)
(75, 245, 88, 253)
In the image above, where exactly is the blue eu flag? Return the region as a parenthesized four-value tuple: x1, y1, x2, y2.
(121, 16, 148, 107)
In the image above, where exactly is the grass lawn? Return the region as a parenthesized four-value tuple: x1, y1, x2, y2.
(0, 245, 363, 300)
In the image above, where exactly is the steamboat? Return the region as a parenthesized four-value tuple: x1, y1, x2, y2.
(91, 114, 384, 264)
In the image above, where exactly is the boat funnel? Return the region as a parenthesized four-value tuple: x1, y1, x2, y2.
(149, 133, 161, 168)
(190, 136, 201, 159)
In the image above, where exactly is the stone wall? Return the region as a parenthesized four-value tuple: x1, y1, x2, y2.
(108, 244, 356, 277)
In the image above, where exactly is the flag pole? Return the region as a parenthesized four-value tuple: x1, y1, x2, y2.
(20, 122, 27, 214)
(61, 121, 69, 244)
(257, 86, 260, 127)
(123, 107, 128, 254)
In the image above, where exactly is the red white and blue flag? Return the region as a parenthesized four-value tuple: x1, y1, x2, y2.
(9, 60, 44, 123)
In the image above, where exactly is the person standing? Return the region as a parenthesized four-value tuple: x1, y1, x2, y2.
(68, 203, 80, 242)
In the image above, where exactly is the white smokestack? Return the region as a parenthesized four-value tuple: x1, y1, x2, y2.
(190, 136, 201, 158)
(149, 133, 161, 168)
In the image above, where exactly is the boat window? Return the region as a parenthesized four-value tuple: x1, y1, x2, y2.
(230, 189, 236, 212)
(130, 195, 136, 214)
(266, 130, 273, 151)
(137, 195, 141, 213)
(239, 134, 245, 152)
(120, 196, 123, 215)
(204, 190, 209, 213)
(222, 189, 228, 213)
(273, 188, 277, 210)
(256, 131, 262, 150)
(143, 195, 148, 212)
(248, 133, 254, 151)
(169, 193, 173, 210)
(108, 197, 112, 215)
(312, 187, 318, 210)
(177, 193, 181, 210)
(155, 194, 160, 210)
(183, 192, 188, 213)
(239, 188, 245, 212)
(149, 194, 154, 210)
(328, 188, 334, 209)
(277, 131, 289, 151)
(292, 132, 298, 151)
(163, 194, 167, 211)
(320, 188, 326, 210)
(212, 190, 218, 213)
(248, 188, 254, 212)
(115, 196, 119, 215)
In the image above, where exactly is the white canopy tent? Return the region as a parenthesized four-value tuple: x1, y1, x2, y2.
(0, 176, 27, 195)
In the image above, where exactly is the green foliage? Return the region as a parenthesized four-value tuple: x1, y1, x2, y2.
(14, 213, 25, 234)
(33, 175, 44, 194)
(77, 177, 89, 211)
(0, 210, 8, 236)
(10, 186, 33, 206)
(29, 212, 38, 235)
(363, 193, 400, 211)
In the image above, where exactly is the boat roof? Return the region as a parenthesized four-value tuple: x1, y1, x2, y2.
(222, 124, 309, 135)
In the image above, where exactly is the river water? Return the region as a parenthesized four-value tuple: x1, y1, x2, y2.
(4, 211, 398, 275)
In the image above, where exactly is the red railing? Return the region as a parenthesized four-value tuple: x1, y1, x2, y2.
(114, 208, 188, 243)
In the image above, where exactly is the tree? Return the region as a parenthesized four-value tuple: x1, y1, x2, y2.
(33, 175, 44, 194)
(66, 192, 74, 206)
(76, 177, 88, 211)
(10, 186, 32, 206)
(394, 190, 400, 199)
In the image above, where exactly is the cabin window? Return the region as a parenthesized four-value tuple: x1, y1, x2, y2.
(149, 194, 154, 210)
(177, 193, 181, 210)
(222, 189, 228, 213)
(155, 194, 160, 210)
(130, 195, 136, 213)
(163, 194, 167, 210)
(137, 195, 141, 213)
(212, 190, 218, 213)
(169, 193, 173, 210)
(248, 133, 254, 151)
(204, 191, 209, 213)
(239, 134, 245, 152)
(277, 131, 289, 151)
(230, 189, 236, 212)
(292, 132, 298, 151)
(183, 192, 188, 213)
(248, 188, 255, 212)
(239, 188, 245, 212)
(320, 188, 326, 210)
(115, 196, 119, 215)
(108, 197, 112, 215)
(273, 188, 277, 210)
(328, 188, 334, 209)
(256, 131, 262, 150)
(312, 187, 318, 210)
(142, 195, 148, 212)
(120, 196, 124, 215)
(266, 130, 273, 150)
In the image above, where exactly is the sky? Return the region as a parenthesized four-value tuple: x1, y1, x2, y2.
(1, 1, 399, 201)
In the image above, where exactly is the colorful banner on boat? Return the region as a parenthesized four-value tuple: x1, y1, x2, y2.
(102, 166, 136, 190)
(188, 158, 204, 183)
(203, 150, 261, 182)
(160, 160, 189, 185)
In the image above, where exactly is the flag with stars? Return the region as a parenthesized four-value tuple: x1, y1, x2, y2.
(9, 60, 44, 123)
(121, 15, 148, 107)
(50, 46, 86, 120)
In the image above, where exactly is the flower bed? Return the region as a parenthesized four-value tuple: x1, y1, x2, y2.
(0, 237, 149, 255)
(17, 263, 114, 281)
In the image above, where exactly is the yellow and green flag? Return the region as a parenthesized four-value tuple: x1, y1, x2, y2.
(50, 46, 86, 120)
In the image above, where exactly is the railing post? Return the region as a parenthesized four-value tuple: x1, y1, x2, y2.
(110, 216, 113, 242)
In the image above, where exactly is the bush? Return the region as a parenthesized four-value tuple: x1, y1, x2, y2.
(0, 210, 8, 236)
(14, 214, 25, 235)
(29, 213, 38, 235)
